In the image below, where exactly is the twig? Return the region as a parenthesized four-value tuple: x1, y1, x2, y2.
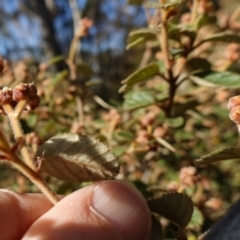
(93, 95, 115, 110)
(158, 8, 172, 79)
(8, 153, 59, 205)
(139, 41, 153, 68)
(3, 103, 36, 170)
(0, 127, 59, 205)
(157, 0, 176, 116)
(229, 5, 240, 30)
(190, 0, 198, 24)
(75, 96, 84, 126)
(155, 136, 176, 152)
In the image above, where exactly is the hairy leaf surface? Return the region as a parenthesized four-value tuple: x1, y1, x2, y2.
(35, 134, 120, 182)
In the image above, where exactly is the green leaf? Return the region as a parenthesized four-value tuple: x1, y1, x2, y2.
(114, 130, 134, 142)
(196, 147, 240, 166)
(175, 130, 194, 141)
(155, 92, 169, 102)
(35, 134, 120, 182)
(146, 0, 181, 9)
(127, 28, 157, 50)
(119, 62, 159, 93)
(47, 55, 65, 66)
(192, 71, 240, 88)
(147, 193, 194, 228)
(126, 37, 145, 50)
(112, 145, 128, 157)
(193, 13, 211, 31)
(123, 90, 156, 110)
(166, 116, 185, 128)
(168, 24, 196, 42)
(196, 32, 240, 47)
(150, 215, 164, 240)
(169, 48, 185, 56)
(187, 207, 204, 230)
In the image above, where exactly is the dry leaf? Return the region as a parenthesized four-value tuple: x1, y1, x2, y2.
(35, 133, 120, 182)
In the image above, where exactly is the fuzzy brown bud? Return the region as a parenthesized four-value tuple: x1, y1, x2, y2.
(228, 95, 240, 110)
(179, 166, 197, 187)
(38, 62, 49, 72)
(140, 112, 155, 127)
(229, 106, 240, 125)
(76, 18, 93, 38)
(136, 129, 149, 144)
(25, 95, 40, 111)
(0, 87, 16, 114)
(13, 83, 28, 101)
(153, 127, 167, 138)
(1, 87, 14, 105)
(13, 83, 37, 101)
(27, 83, 37, 98)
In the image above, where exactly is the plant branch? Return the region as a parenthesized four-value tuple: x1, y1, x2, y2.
(7, 153, 59, 205)
(229, 5, 240, 30)
(158, 10, 172, 79)
(190, 0, 198, 24)
(0, 128, 11, 153)
(3, 103, 36, 170)
(167, 78, 177, 116)
(75, 96, 84, 126)
(157, 0, 176, 116)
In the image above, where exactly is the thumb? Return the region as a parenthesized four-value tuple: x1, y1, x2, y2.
(23, 180, 151, 240)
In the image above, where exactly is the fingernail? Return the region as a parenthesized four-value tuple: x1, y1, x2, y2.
(91, 181, 151, 240)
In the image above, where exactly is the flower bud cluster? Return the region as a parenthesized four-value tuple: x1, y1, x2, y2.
(76, 18, 93, 38)
(179, 166, 197, 187)
(228, 95, 240, 125)
(0, 83, 40, 115)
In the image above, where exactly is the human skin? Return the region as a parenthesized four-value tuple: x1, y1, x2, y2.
(0, 180, 151, 240)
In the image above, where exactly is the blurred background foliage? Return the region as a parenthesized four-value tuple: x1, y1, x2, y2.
(1, 0, 240, 239)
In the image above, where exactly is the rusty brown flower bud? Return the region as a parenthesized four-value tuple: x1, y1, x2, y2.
(179, 166, 197, 187)
(228, 95, 240, 110)
(27, 83, 37, 98)
(13, 83, 28, 101)
(140, 112, 155, 126)
(76, 18, 93, 38)
(136, 129, 149, 144)
(13, 83, 37, 101)
(25, 95, 40, 111)
(1, 87, 14, 105)
(38, 62, 49, 72)
(153, 127, 168, 138)
(229, 106, 240, 125)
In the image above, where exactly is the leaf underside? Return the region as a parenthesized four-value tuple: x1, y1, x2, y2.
(35, 134, 120, 182)
(119, 62, 159, 93)
(196, 147, 240, 166)
(147, 192, 194, 228)
(150, 215, 164, 240)
(192, 71, 240, 88)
